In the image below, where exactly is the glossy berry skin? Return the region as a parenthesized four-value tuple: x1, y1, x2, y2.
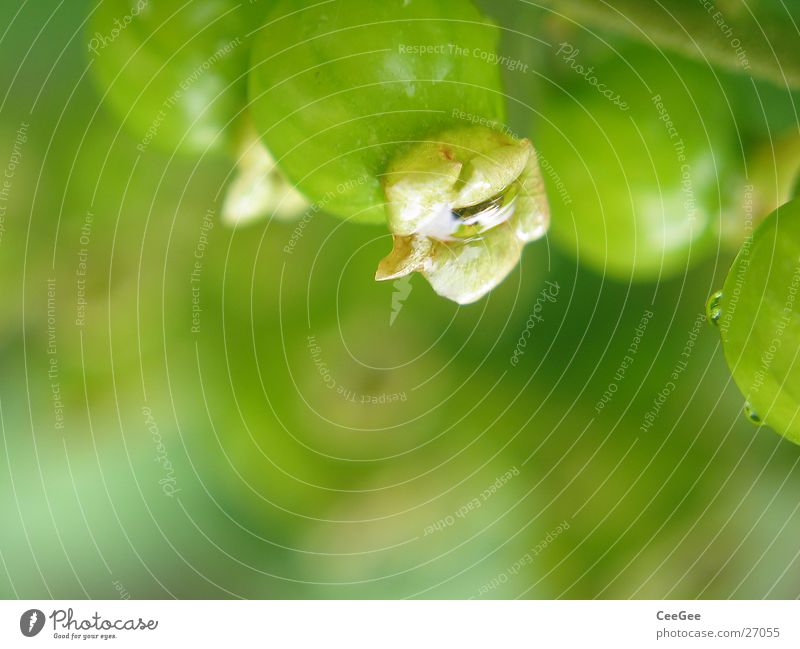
(248, 0, 506, 224)
(89, 0, 255, 156)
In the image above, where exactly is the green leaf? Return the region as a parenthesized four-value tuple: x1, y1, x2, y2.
(712, 197, 800, 443)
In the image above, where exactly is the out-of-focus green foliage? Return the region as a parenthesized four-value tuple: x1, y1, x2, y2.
(533, 0, 800, 90)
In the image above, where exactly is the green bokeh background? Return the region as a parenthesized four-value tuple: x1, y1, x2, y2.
(1, 1, 799, 599)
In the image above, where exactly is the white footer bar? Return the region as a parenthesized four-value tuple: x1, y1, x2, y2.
(1, 600, 796, 647)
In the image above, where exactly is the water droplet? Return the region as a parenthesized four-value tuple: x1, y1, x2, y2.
(706, 290, 723, 325)
(449, 182, 520, 241)
(744, 401, 762, 425)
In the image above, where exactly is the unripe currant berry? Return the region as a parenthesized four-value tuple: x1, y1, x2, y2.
(534, 44, 736, 280)
(89, 0, 250, 155)
(89, 0, 309, 224)
(249, 0, 550, 302)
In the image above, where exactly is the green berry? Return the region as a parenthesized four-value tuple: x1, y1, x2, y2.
(248, 0, 506, 224)
(89, 0, 252, 155)
(534, 45, 736, 280)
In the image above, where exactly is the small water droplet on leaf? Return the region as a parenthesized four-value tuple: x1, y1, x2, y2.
(744, 401, 762, 425)
(706, 290, 723, 325)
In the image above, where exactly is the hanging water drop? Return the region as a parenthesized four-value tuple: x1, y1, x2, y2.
(744, 401, 762, 425)
(706, 290, 723, 325)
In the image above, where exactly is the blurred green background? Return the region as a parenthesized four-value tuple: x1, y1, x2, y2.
(1, 1, 799, 599)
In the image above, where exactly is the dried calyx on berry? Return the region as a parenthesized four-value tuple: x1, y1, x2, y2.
(376, 126, 550, 304)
